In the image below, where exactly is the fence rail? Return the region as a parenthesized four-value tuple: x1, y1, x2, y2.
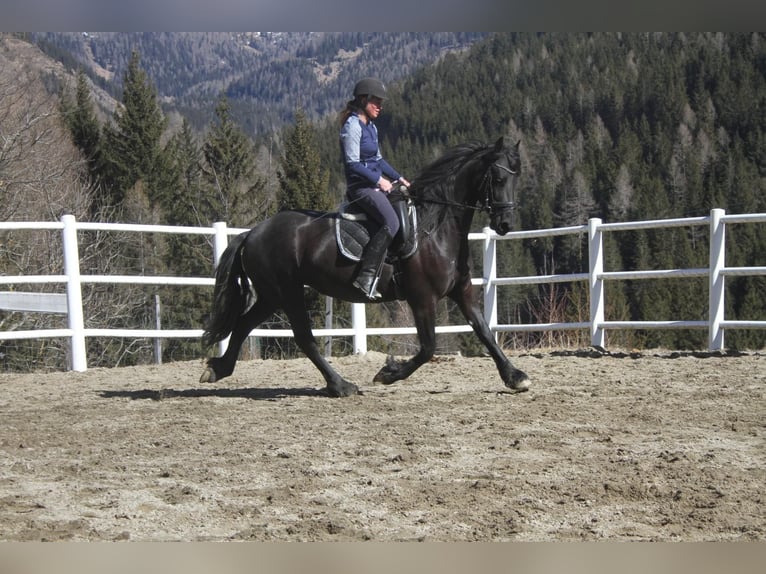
(1, 209, 765, 371)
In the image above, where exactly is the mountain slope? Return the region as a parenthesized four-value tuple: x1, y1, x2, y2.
(29, 32, 489, 138)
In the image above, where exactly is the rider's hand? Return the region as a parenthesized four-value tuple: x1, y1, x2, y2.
(398, 177, 411, 188)
(377, 177, 393, 193)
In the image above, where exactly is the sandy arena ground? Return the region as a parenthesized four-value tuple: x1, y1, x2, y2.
(0, 349, 763, 541)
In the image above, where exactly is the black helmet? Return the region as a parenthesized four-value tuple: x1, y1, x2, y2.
(353, 77, 387, 100)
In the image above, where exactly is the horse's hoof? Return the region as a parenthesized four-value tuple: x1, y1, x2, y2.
(373, 371, 388, 384)
(373, 355, 399, 384)
(199, 367, 217, 384)
(505, 370, 530, 393)
(326, 380, 359, 398)
(507, 379, 530, 393)
(373, 370, 399, 385)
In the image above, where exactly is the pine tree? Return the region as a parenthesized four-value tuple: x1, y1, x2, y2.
(276, 108, 333, 211)
(59, 69, 105, 214)
(167, 119, 204, 226)
(61, 70, 101, 169)
(260, 108, 336, 359)
(88, 50, 177, 363)
(202, 94, 266, 226)
(99, 51, 169, 211)
(155, 121, 212, 363)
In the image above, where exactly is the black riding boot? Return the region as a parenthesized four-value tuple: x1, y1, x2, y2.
(353, 225, 393, 300)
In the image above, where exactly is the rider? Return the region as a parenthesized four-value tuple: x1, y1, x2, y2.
(339, 77, 411, 300)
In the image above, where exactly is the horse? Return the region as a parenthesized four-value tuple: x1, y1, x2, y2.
(200, 136, 530, 397)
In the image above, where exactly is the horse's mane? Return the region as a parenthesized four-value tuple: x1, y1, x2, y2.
(409, 140, 491, 232)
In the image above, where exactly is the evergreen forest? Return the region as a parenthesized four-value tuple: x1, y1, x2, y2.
(1, 32, 765, 371)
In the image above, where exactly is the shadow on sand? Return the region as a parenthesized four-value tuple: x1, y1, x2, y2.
(98, 386, 334, 401)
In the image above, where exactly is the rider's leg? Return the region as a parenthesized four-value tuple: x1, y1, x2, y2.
(347, 187, 400, 300)
(353, 224, 393, 300)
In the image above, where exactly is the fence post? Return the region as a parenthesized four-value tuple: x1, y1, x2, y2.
(212, 222, 230, 356)
(324, 296, 333, 357)
(154, 294, 162, 364)
(212, 222, 229, 265)
(482, 227, 498, 341)
(588, 217, 605, 348)
(352, 302, 367, 354)
(709, 208, 726, 351)
(61, 214, 87, 371)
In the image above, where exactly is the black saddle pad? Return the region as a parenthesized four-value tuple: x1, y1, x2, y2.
(334, 199, 418, 262)
(335, 214, 374, 262)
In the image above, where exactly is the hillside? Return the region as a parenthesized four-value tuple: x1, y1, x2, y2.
(0, 34, 110, 221)
(27, 32, 489, 138)
(2, 32, 766, 372)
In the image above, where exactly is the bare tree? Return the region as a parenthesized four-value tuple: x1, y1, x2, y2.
(0, 35, 150, 370)
(0, 65, 90, 221)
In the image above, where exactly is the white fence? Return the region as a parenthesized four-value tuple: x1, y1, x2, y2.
(1, 209, 765, 371)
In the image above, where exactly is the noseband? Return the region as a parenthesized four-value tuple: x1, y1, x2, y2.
(479, 161, 518, 215)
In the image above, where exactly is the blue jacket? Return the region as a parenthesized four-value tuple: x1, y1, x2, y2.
(340, 112, 401, 193)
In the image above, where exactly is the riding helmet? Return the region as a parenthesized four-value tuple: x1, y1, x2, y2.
(353, 77, 387, 100)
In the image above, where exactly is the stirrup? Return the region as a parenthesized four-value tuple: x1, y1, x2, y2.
(353, 273, 382, 300)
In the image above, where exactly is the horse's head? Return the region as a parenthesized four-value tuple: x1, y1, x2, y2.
(480, 137, 521, 236)
(410, 137, 521, 236)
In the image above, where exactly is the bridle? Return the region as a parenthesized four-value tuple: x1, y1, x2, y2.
(412, 153, 519, 215)
(479, 160, 518, 215)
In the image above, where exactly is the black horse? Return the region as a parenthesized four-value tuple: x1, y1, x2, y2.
(201, 136, 530, 397)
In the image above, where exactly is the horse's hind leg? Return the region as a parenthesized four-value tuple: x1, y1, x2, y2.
(281, 288, 359, 398)
(200, 299, 275, 383)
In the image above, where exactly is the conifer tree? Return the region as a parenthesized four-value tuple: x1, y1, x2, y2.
(61, 69, 101, 174)
(266, 108, 335, 358)
(276, 108, 333, 212)
(167, 119, 205, 227)
(156, 120, 211, 363)
(90, 50, 177, 363)
(202, 94, 266, 226)
(59, 69, 105, 216)
(100, 50, 169, 211)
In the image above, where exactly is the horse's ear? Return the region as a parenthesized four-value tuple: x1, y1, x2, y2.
(494, 136, 504, 152)
(515, 139, 520, 151)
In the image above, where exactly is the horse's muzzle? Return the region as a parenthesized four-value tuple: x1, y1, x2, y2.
(491, 212, 514, 236)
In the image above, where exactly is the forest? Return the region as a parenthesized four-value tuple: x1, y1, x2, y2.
(1, 32, 765, 371)
(26, 32, 489, 136)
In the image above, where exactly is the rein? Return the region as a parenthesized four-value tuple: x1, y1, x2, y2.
(414, 161, 518, 214)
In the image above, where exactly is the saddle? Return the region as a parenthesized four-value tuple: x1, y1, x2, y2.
(335, 191, 418, 263)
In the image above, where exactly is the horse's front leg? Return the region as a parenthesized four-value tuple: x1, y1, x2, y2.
(450, 282, 529, 392)
(373, 297, 437, 385)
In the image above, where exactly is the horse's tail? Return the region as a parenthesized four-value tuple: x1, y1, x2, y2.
(202, 230, 252, 347)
